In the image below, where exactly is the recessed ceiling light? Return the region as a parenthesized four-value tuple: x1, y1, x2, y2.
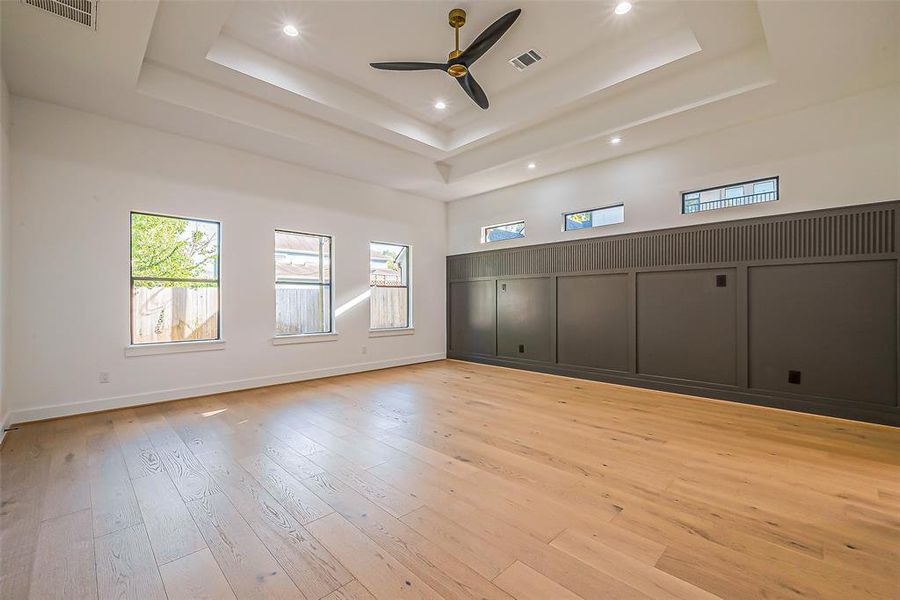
(434, 101, 447, 110)
(282, 24, 299, 37)
(615, 2, 632, 15)
(527, 162, 537, 169)
(610, 136, 622, 144)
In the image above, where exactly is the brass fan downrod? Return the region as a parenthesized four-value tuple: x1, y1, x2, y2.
(447, 8, 468, 78)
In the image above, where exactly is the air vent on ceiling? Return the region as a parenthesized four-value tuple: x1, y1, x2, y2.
(21, 0, 97, 30)
(509, 49, 543, 71)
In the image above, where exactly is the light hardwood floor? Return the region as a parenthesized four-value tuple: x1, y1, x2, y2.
(2, 359, 899, 599)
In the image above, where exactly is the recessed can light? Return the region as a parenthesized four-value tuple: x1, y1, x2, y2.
(615, 2, 632, 15)
(282, 24, 300, 37)
(610, 136, 622, 144)
(434, 101, 447, 110)
(527, 162, 537, 169)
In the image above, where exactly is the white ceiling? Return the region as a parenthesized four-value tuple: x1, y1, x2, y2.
(2, 1, 899, 201)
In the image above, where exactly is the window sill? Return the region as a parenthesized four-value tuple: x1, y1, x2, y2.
(369, 327, 415, 338)
(125, 340, 226, 357)
(272, 333, 339, 346)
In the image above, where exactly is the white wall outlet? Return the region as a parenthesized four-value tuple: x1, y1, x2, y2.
(99, 371, 110, 384)
(361, 345, 367, 355)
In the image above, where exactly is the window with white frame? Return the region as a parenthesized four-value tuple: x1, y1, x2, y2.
(370, 242, 410, 330)
(682, 177, 779, 214)
(564, 204, 624, 231)
(482, 220, 526, 243)
(274, 230, 333, 336)
(130, 212, 220, 345)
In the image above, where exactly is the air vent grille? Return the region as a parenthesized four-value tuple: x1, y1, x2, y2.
(21, 0, 96, 29)
(509, 49, 543, 71)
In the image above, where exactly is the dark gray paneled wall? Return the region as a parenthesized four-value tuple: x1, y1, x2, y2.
(447, 201, 900, 426)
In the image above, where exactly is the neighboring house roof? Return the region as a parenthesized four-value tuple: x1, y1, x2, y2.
(276, 260, 324, 280)
(487, 228, 524, 241)
(275, 233, 324, 253)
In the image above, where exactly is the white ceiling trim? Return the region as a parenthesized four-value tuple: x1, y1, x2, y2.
(207, 34, 452, 153)
(445, 17, 703, 151)
(136, 61, 446, 190)
(443, 43, 775, 182)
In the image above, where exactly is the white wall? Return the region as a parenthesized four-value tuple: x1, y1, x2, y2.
(6, 98, 446, 423)
(0, 66, 10, 434)
(448, 85, 900, 255)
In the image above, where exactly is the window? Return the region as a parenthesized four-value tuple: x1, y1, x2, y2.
(723, 186, 744, 199)
(683, 192, 701, 212)
(130, 212, 220, 345)
(482, 220, 526, 243)
(370, 242, 410, 330)
(564, 204, 625, 231)
(274, 230, 332, 336)
(753, 179, 776, 195)
(682, 177, 779, 214)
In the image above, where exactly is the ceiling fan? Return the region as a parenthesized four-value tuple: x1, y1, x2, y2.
(369, 8, 522, 110)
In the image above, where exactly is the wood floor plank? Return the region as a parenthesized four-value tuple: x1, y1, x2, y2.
(132, 471, 207, 565)
(264, 422, 327, 457)
(186, 492, 301, 600)
(239, 453, 334, 525)
(87, 431, 142, 538)
(39, 430, 92, 521)
(196, 450, 352, 598)
(307, 448, 423, 517)
(263, 438, 326, 479)
(302, 470, 513, 600)
(0, 423, 52, 599)
(493, 561, 584, 600)
(400, 506, 515, 580)
(296, 424, 398, 469)
(306, 513, 444, 600)
(94, 524, 167, 600)
(90, 475, 143, 539)
(549, 528, 719, 600)
(615, 502, 897, 599)
(369, 452, 574, 543)
(28, 509, 98, 600)
(138, 409, 220, 502)
(112, 410, 164, 479)
(157, 444, 219, 502)
(323, 580, 377, 600)
(2, 360, 897, 600)
(159, 548, 237, 600)
(365, 458, 650, 599)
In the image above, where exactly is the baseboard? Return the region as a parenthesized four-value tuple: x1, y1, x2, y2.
(7, 352, 446, 425)
(0, 410, 11, 447)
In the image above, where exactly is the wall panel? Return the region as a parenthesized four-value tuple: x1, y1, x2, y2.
(557, 274, 629, 371)
(497, 277, 553, 362)
(447, 201, 900, 426)
(748, 261, 897, 406)
(637, 269, 737, 385)
(449, 280, 496, 356)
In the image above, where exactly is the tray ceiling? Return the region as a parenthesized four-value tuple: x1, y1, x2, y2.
(2, 1, 898, 200)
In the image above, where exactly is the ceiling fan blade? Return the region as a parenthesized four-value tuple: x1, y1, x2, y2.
(457, 72, 489, 109)
(458, 9, 521, 66)
(369, 61, 447, 71)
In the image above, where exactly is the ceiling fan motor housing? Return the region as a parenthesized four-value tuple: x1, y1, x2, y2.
(447, 63, 467, 77)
